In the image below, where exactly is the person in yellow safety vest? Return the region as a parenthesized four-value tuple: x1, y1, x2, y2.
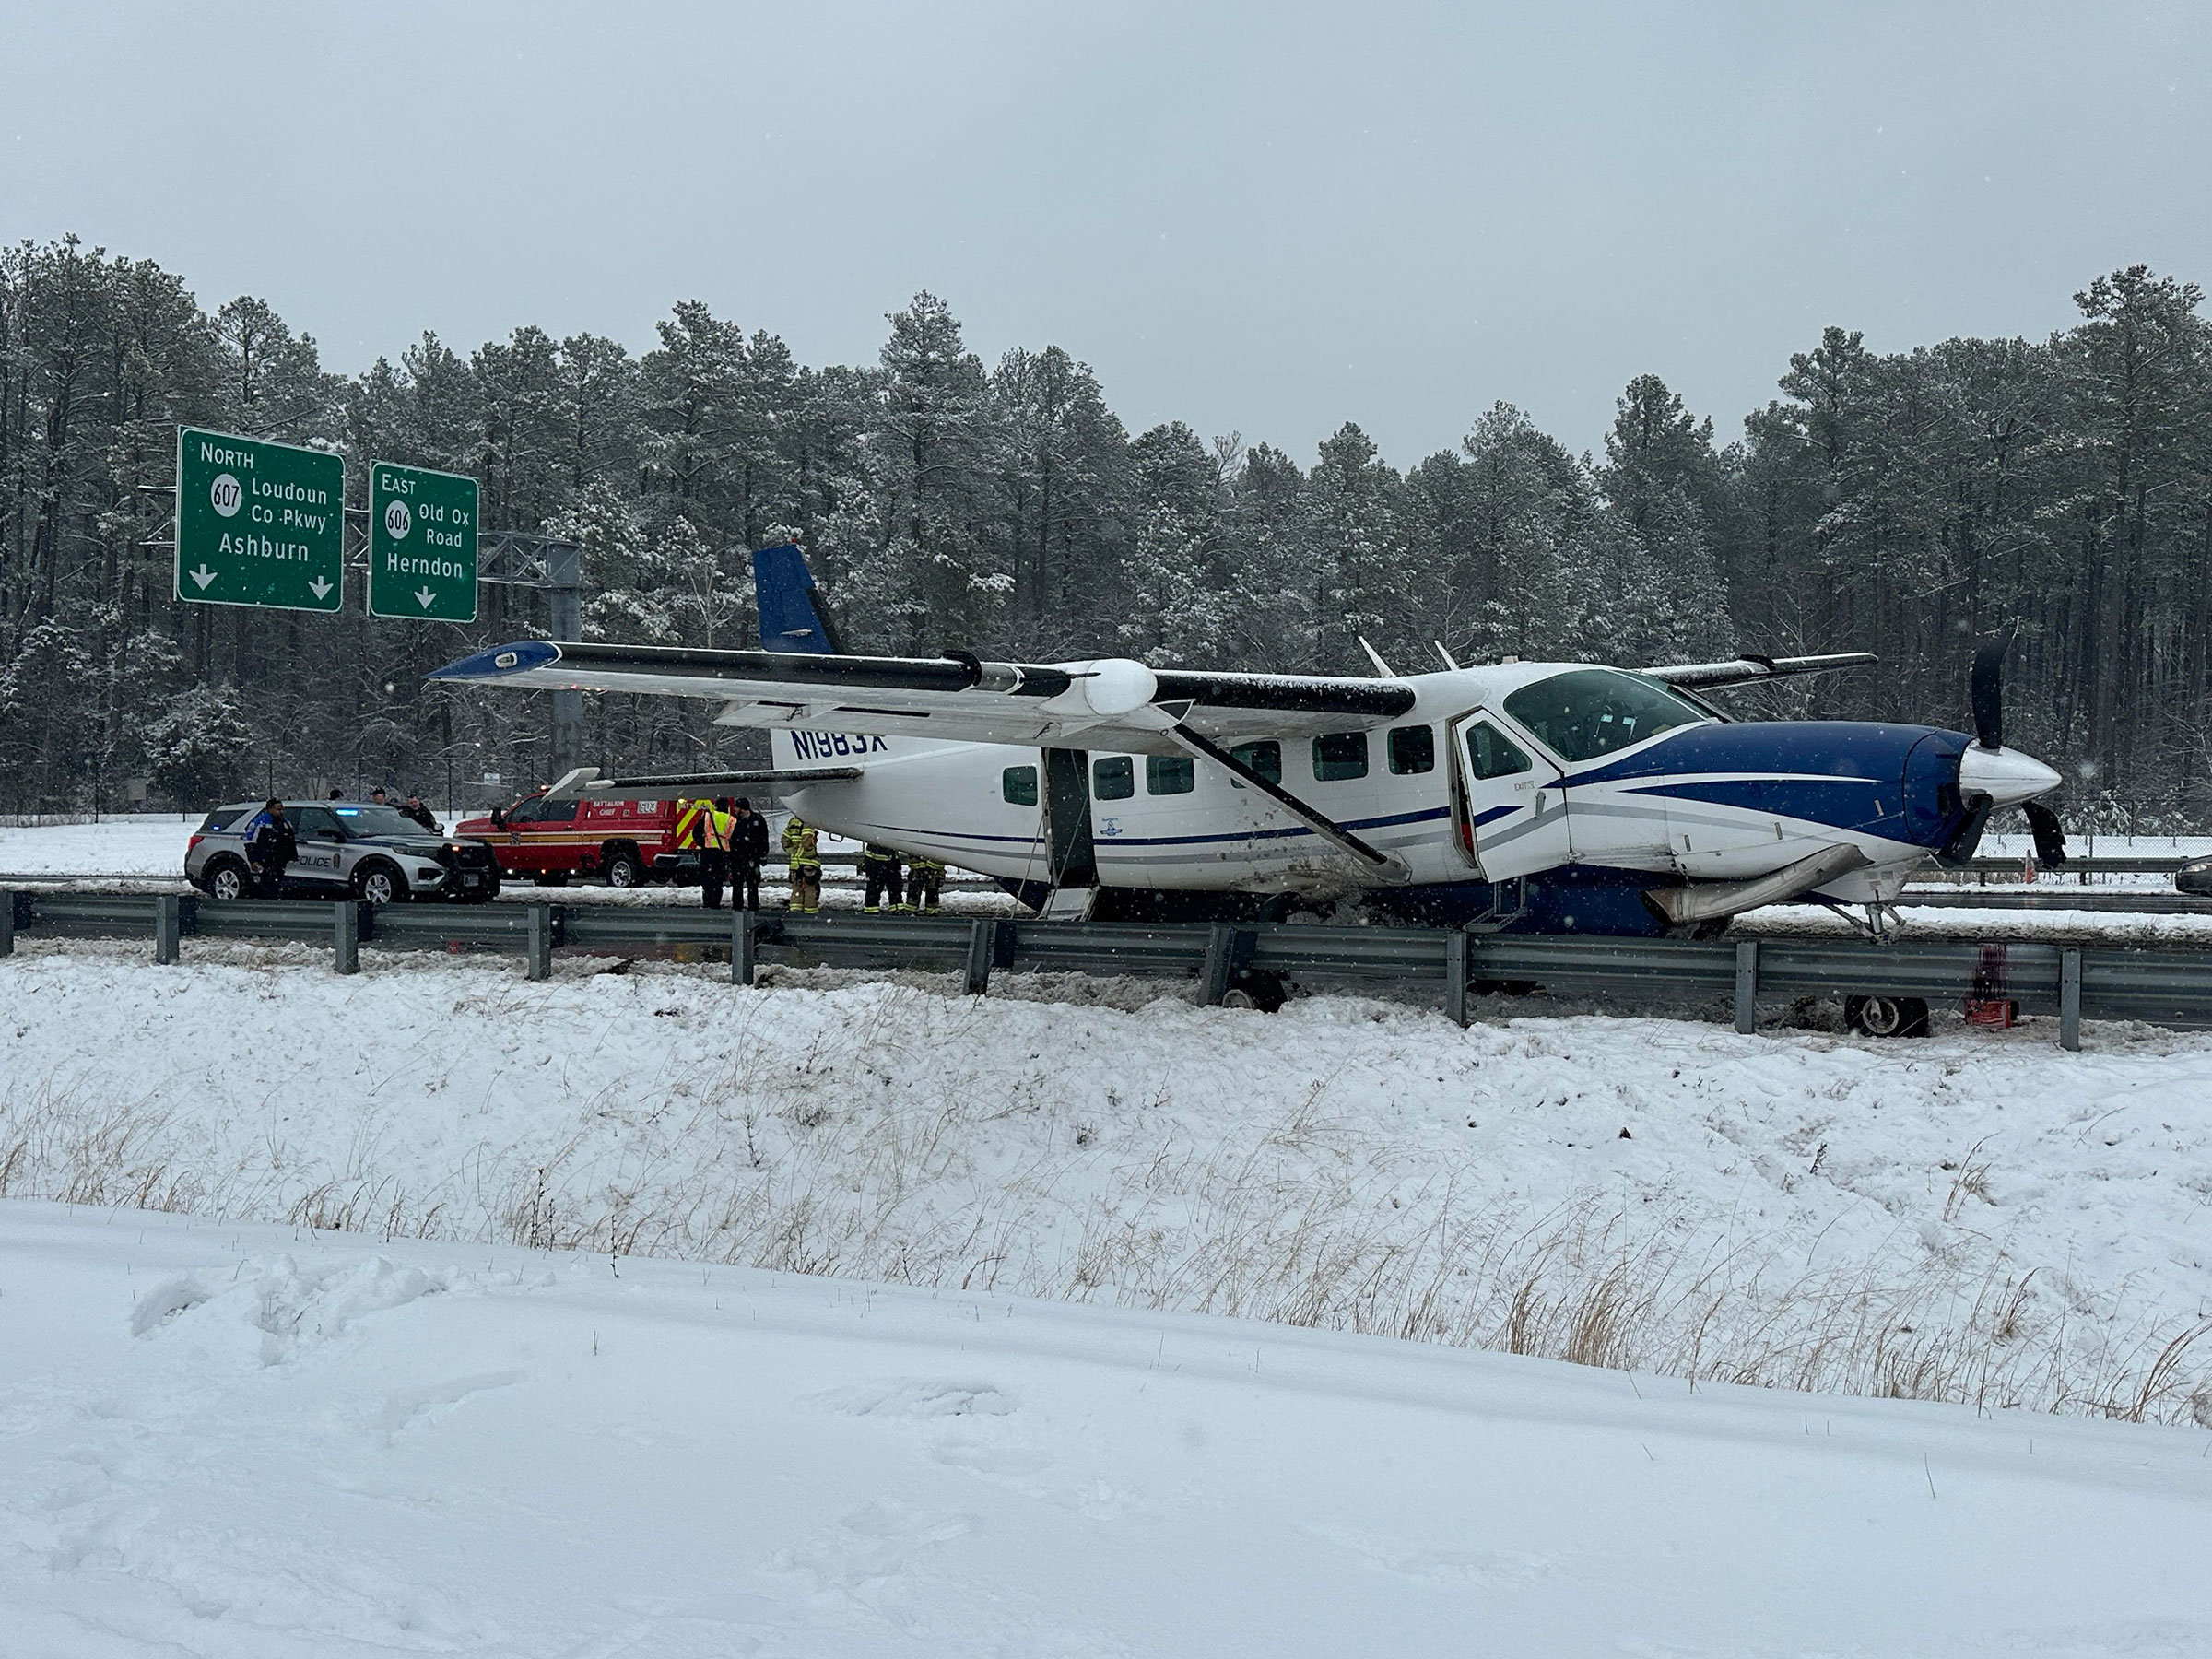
(782, 814, 822, 912)
(699, 797, 736, 910)
(906, 853, 946, 912)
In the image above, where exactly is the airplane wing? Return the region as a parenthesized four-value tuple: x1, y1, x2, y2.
(1641, 652, 1877, 689)
(429, 640, 1415, 756)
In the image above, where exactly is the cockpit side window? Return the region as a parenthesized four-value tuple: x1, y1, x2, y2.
(1464, 722, 1533, 781)
(1501, 669, 1708, 763)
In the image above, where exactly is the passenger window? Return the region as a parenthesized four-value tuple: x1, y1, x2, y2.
(1465, 722, 1534, 781)
(1312, 731, 1369, 782)
(1387, 724, 1434, 775)
(1092, 756, 1135, 800)
(1227, 740, 1281, 790)
(1146, 755, 1195, 795)
(291, 807, 340, 838)
(1002, 765, 1039, 806)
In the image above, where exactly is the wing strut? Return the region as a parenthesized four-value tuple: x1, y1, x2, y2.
(1164, 724, 1403, 876)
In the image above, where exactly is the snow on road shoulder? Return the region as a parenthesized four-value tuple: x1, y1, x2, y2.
(2, 1200, 2208, 1657)
(6, 936, 2212, 1422)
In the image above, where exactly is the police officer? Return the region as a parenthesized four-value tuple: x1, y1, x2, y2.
(699, 796, 736, 909)
(400, 791, 439, 832)
(782, 814, 822, 913)
(860, 843, 904, 913)
(243, 798, 297, 899)
(728, 797, 769, 912)
(906, 853, 946, 913)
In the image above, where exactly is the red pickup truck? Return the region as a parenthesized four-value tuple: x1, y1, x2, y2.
(454, 791, 690, 888)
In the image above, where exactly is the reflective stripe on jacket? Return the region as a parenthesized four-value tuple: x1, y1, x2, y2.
(782, 819, 820, 868)
(673, 800, 708, 849)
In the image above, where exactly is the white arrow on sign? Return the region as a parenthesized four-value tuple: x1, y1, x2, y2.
(415, 586, 437, 609)
(308, 577, 333, 600)
(189, 565, 216, 590)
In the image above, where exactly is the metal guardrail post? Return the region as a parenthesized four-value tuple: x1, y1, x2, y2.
(1734, 940, 1759, 1034)
(964, 920, 998, 996)
(1445, 931, 1471, 1028)
(1200, 924, 1256, 1006)
(153, 894, 181, 965)
(732, 909, 757, 986)
(334, 901, 359, 975)
(526, 903, 553, 981)
(2060, 948, 2081, 1052)
(0, 890, 13, 958)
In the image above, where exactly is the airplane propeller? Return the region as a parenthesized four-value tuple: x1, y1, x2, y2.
(1939, 629, 2067, 868)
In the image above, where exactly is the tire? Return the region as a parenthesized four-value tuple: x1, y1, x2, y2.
(352, 861, 408, 906)
(1220, 969, 1288, 1013)
(204, 857, 251, 901)
(603, 846, 646, 888)
(1846, 994, 1930, 1039)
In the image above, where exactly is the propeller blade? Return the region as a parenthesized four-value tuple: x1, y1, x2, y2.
(1970, 632, 2011, 750)
(2022, 800, 2068, 867)
(1934, 794, 1995, 867)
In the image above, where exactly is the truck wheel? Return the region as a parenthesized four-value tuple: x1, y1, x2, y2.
(205, 857, 250, 901)
(603, 847, 646, 888)
(1845, 994, 1929, 1039)
(352, 862, 408, 906)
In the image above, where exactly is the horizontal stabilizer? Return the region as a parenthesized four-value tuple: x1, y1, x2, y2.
(1643, 652, 1878, 690)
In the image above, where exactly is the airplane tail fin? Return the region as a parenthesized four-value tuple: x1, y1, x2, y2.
(751, 542, 844, 654)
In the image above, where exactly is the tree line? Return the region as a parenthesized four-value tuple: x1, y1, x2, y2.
(3, 232, 2207, 828)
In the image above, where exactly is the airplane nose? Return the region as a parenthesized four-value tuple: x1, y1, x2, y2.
(1958, 744, 2061, 807)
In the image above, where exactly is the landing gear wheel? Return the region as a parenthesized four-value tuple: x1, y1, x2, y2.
(1220, 968, 1288, 1013)
(352, 863, 407, 906)
(1846, 994, 1929, 1039)
(604, 849, 645, 888)
(205, 857, 250, 901)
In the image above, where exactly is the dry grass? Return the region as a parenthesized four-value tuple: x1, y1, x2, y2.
(5, 984, 2210, 1430)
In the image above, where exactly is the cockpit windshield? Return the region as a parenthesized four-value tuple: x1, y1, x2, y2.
(1501, 668, 1711, 763)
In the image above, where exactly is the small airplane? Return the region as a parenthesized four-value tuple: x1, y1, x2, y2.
(429, 543, 2066, 937)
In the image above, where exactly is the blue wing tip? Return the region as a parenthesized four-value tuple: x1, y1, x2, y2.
(427, 640, 562, 681)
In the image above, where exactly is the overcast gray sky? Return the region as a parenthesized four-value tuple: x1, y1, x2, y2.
(5, 1, 2208, 465)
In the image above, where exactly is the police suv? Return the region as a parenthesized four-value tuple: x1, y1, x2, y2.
(184, 801, 501, 903)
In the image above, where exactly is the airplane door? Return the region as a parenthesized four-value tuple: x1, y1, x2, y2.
(1452, 713, 1571, 881)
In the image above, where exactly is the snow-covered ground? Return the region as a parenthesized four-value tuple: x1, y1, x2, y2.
(4, 1199, 2209, 1658)
(6, 937, 2211, 1427)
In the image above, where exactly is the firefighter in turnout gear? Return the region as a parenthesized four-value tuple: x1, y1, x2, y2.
(782, 814, 821, 912)
(906, 853, 946, 912)
(672, 796, 713, 902)
(860, 843, 904, 912)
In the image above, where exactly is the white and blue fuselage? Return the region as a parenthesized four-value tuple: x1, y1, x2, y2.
(766, 659, 2051, 932)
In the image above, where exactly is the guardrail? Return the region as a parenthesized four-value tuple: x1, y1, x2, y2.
(1943, 854, 2196, 881)
(11, 886, 2209, 1051)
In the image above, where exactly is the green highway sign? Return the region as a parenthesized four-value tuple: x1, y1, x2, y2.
(369, 460, 479, 622)
(174, 427, 345, 612)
